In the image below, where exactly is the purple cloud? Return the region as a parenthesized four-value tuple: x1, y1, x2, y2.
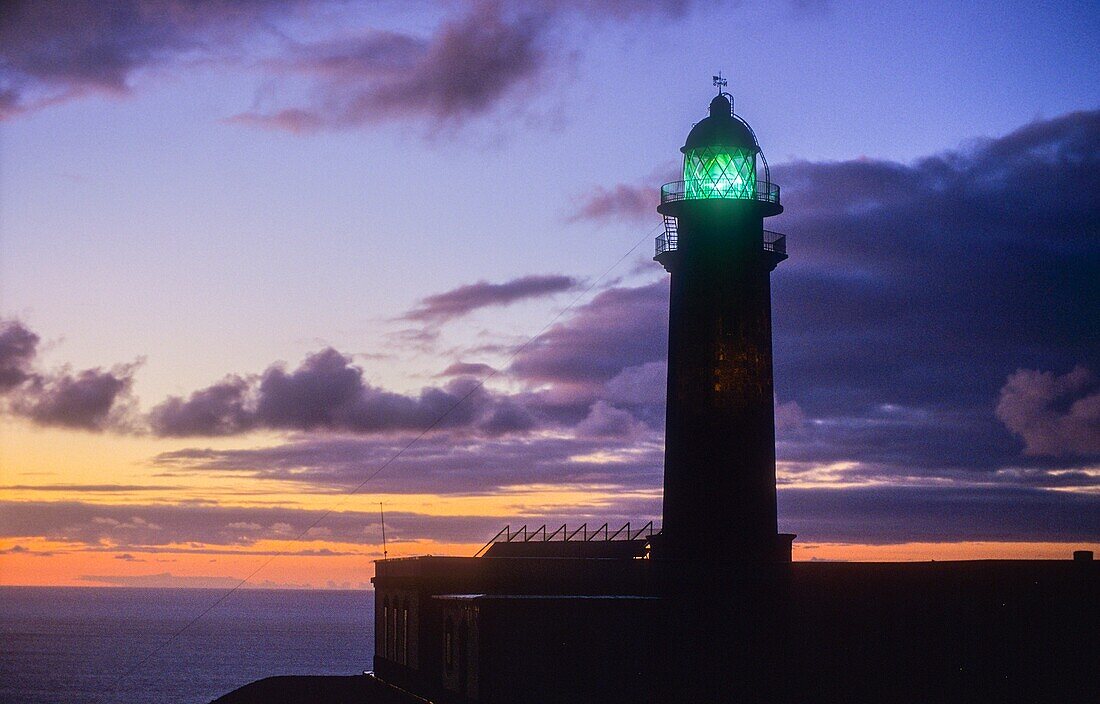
(149, 376, 253, 437)
(7, 480, 1096, 553)
(0, 0, 306, 119)
(230, 1, 550, 131)
(14, 365, 137, 431)
(778, 485, 1100, 544)
(569, 183, 655, 224)
(438, 362, 498, 377)
(149, 348, 512, 437)
(402, 274, 578, 323)
(5, 111, 1098, 549)
(509, 281, 668, 385)
(153, 432, 665, 496)
(76, 573, 242, 588)
(996, 366, 1100, 456)
(0, 0, 806, 125)
(0, 319, 38, 390)
(0, 318, 138, 431)
(0, 498, 659, 550)
(256, 348, 488, 431)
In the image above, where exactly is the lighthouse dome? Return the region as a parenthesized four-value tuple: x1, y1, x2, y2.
(681, 94, 759, 153)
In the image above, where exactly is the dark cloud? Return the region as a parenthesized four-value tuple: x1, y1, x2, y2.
(0, 319, 38, 390)
(145, 331, 660, 439)
(227, 1, 758, 132)
(559, 111, 1100, 493)
(149, 376, 253, 436)
(402, 274, 578, 323)
(6, 483, 1094, 553)
(5, 111, 1098, 548)
(148, 348, 514, 437)
(570, 183, 656, 224)
(779, 486, 1100, 544)
(230, 1, 550, 131)
(0, 499, 657, 550)
(0, 484, 182, 492)
(574, 401, 647, 439)
(153, 432, 665, 496)
(14, 364, 137, 431)
(0, 0, 808, 125)
(510, 281, 667, 385)
(76, 573, 242, 589)
(479, 397, 539, 436)
(995, 366, 1100, 456)
(0, 318, 138, 431)
(764, 110, 1099, 475)
(0, 0, 304, 119)
(256, 348, 486, 431)
(438, 362, 497, 377)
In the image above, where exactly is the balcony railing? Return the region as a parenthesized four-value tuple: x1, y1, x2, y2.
(660, 179, 781, 207)
(655, 227, 789, 258)
(763, 229, 786, 255)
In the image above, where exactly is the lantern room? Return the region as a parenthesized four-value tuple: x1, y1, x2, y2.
(657, 89, 782, 219)
(682, 93, 758, 199)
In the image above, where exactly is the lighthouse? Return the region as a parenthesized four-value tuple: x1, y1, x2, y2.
(654, 77, 793, 565)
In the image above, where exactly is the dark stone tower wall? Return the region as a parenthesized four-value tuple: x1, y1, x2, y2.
(661, 199, 782, 563)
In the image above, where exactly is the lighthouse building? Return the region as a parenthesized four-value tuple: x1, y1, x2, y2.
(370, 84, 1098, 704)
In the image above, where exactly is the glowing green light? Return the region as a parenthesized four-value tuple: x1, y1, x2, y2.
(683, 147, 756, 199)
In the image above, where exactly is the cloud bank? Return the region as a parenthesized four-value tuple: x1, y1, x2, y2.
(402, 274, 578, 323)
(4, 110, 1097, 550)
(1, 0, 732, 126)
(0, 0, 307, 119)
(0, 320, 137, 431)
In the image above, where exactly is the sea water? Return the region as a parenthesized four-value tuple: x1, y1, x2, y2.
(0, 587, 373, 704)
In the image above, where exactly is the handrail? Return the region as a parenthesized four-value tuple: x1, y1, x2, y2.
(763, 229, 786, 255)
(660, 179, 780, 206)
(656, 227, 789, 258)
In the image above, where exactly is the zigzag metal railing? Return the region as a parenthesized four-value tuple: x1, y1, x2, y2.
(474, 521, 656, 557)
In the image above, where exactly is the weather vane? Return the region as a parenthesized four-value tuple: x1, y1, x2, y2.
(712, 71, 728, 94)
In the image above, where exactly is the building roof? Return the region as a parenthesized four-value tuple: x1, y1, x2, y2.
(682, 93, 759, 153)
(432, 594, 659, 601)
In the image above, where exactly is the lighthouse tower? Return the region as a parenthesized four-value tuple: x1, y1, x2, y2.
(654, 79, 793, 565)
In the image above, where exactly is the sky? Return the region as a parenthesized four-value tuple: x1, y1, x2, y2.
(1, 0, 1098, 589)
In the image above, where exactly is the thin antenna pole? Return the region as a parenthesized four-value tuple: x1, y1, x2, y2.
(380, 502, 388, 560)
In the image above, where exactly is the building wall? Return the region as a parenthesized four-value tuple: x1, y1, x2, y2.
(372, 557, 1098, 703)
(374, 587, 419, 677)
(439, 601, 479, 701)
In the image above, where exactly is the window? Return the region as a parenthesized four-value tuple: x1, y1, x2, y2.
(683, 146, 756, 200)
(402, 605, 409, 665)
(444, 617, 454, 670)
(390, 601, 398, 660)
(382, 599, 389, 659)
(395, 599, 405, 665)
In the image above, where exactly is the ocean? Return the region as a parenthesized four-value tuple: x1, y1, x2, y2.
(0, 587, 374, 704)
